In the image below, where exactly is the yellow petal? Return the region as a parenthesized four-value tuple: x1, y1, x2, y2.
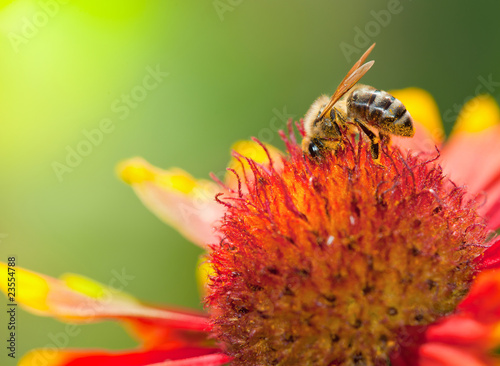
(117, 157, 225, 248)
(390, 87, 444, 144)
(226, 140, 283, 187)
(196, 256, 215, 297)
(452, 95, 500, 134)
(0, 262, 50, 312)
(230, 140, 279, 165)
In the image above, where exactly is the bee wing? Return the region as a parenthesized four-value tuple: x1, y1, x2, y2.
(319, 43, 376, 120)
(319, 61, 374, 117)
(342, 43, 376, 88)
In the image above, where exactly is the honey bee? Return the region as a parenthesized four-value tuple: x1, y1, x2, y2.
(302, 43, 414, 163)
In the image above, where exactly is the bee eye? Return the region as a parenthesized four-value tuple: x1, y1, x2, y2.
(308, 139, 324, 158)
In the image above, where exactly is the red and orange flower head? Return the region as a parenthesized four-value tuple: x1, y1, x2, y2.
(207, 128, 493, 365)
(2, 90, 500, 366)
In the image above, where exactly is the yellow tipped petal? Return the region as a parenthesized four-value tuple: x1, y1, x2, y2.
(0, 262, 210, 341)
(19, 349, 71, 366)
(117, 157, 224, 248)
(0, 262, 50, 312)
(452, 95, 500, 134)
(118, 158, 198, 195)
(391, 87, 444, 144)
(0, 263, 120, 320)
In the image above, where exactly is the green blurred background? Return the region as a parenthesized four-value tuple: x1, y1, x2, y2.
(1, 0, 500, 361)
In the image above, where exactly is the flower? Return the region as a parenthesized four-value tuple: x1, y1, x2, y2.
(2, 90, 500, 366)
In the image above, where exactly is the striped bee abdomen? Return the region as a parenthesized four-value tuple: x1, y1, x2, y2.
(347, 86, 414, 137)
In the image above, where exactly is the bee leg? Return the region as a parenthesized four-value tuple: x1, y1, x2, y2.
(355, 119, 384, 166)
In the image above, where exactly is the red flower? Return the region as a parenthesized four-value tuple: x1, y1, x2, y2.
(2, 90, 500, 365)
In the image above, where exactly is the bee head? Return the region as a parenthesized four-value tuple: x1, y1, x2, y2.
(307, 138, 324, 158)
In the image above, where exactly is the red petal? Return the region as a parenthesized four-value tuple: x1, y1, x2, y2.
(425, 316, 489, 344)
(475, 237, 500, 271)
(148, 353, 231, 366)
(482, 185, 500, 231)
(440, 126, 500, 228)
(441, 129, 500, 194)
(125, 311, 212, 349)
(458, 270, 500, 322)
(419, 343, 489, 366)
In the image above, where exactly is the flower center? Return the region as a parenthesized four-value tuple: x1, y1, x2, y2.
(206, 134, 491, 366)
